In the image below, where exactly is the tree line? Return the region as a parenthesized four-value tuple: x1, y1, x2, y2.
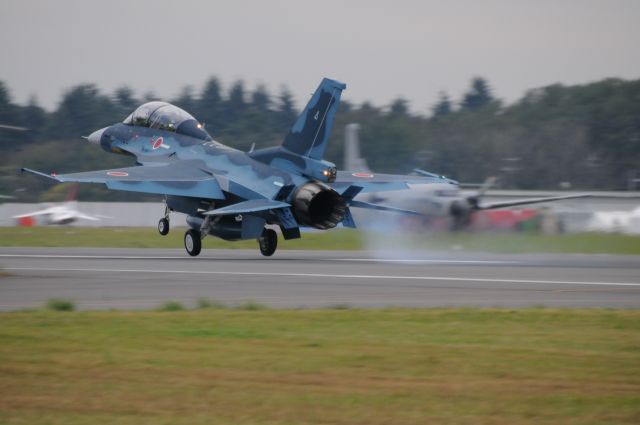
(1, 76, 639, 201)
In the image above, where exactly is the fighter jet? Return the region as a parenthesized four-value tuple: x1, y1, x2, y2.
(344, 123, 587, 230)
(21, 78, 453, 256)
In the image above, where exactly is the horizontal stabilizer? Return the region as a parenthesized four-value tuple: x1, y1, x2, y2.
(333, 170, 455, 194)
(340, 185, 364, 202)
(349, 200, 421, 216)
(204, 199, 291, 216)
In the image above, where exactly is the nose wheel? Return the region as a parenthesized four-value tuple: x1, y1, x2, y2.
(158, 202, 170, 236)
(158, 218, 170, 235)
(258, 228, 277, 257)
(184, 229, 202, 256)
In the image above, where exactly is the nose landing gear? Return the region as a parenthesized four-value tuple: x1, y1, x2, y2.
(158, 218, 169, 235)
(158, 203, 170, 236)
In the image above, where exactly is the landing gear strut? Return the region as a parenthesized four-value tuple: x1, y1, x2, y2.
(158, 203, 170, 236)
(184, 229, 202, 256)
(258, 228, 277, 257)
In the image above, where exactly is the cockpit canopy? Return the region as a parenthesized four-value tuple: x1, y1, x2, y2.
(123, 101, 211, 140)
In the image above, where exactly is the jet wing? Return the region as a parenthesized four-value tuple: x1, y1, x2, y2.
(22, 160, 225, 199)
(332, 170, 448, 193)
(478, 194, 589, 210)
(13, 207, 57, 218)
(73, 211, 101, 221)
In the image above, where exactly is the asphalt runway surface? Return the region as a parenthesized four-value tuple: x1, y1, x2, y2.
(0, 247, 639, 310)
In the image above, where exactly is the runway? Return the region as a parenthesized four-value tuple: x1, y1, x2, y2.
(0, 247, 639, 310)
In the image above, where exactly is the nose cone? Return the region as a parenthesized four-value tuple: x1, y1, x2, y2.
(87, 127, 106, 145)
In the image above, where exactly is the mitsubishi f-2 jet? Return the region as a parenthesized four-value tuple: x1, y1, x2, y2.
(22, 78, 449, 256)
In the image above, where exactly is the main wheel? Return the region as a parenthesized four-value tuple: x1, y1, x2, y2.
(258, 228, 277, 257)
(158, 218, 170, 235)
(184, 229, 202, 256)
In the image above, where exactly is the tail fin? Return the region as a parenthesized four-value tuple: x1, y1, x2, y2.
(344, 123, 371, 172)
(282, 78, 346, 160)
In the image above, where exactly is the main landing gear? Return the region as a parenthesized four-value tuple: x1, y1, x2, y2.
(184, 229, 278, 257)
(258, 228, 277, 257)
(184, 229, 202, 257)
(179, 215, 279, 258)
(184, 215, 211, 257)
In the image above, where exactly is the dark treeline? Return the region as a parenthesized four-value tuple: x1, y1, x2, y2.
(1, 76, 639, 201)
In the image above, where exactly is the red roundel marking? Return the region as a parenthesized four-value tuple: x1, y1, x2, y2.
(352, 172, 374, 178)
(152, 137, 164, 150)
(107, 171, 129, 177)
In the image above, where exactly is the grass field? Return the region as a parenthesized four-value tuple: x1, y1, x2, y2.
(0, 308, 638, 424)
(1, 226, 639, 254)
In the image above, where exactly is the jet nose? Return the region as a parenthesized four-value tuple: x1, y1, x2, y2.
(87, 127, 106, 145)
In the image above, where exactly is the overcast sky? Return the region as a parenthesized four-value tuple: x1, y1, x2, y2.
(1, 0, 639, 113)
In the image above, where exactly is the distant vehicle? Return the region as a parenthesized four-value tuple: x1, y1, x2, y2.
(21, 78, 451, 256)
(344, 123, 586, 230)
(13, 201, 101, 225)
(12, 185, 101, 225)
(586, 207, 640, 235)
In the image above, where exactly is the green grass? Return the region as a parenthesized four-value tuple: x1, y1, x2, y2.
(0, 226, 362, 250)
(45, 299, 75, 312)
(0, 226, 639, 254)
(0, 308, 638, 424)
(157, 301, 185, 312)
(195, 298, 227, 309)
(236, 300, 269, 311)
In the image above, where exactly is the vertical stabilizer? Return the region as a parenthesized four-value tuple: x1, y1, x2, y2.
(282, 78, 346, 160)
(344, 123, 371, 172)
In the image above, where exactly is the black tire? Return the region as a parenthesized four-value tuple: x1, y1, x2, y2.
(158, 218, 170, 236)
(184, 229, 202, 257)
(258, 228, 277, 257)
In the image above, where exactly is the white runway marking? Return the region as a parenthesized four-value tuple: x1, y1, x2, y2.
(334, 258, 518, 265)
(0, 254, 515, 265)
(5, 267, 640, 287)
(0, 254, 185, 260)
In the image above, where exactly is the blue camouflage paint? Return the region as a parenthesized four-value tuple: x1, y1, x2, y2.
(282, 78, 345, 160)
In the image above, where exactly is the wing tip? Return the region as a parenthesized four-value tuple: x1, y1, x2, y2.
(20, 168, 59, 181)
